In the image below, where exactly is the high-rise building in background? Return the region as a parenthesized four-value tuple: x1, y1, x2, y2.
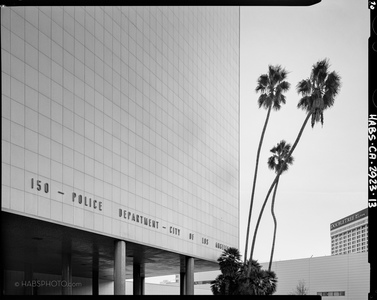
(1, 6, 240, 295)
(330, 208, 368, 256)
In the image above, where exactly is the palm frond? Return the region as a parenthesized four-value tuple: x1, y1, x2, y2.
(272, 94, 286, 111)
(278, 81, 290, 92)
(268, 65, 277, 81)
(286, 155, 294, 165)
(267, 156, 277, 170)
(255, 74, 269, 93)
(323, 71, 341, 108)
(299, 59, 341, 127)
(270, 65, 283, 83)
(268, 140, 294, 174)
(256, 65, 290, 111)
(276, 139, 287, 152)
(257, 94, 268, 108)
(311, 110, 322, 127)
(311, 59, 329, 84)
(296, 79, 312, 96)
(297, 95, 312, 111)
(269, 143, 279, 154)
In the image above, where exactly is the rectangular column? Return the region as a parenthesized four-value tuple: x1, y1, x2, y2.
(114, 240, 126, 295)
(185, 257, 194, 295)
(62, 252, 72, 295)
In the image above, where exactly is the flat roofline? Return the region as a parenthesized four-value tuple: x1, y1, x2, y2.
(260, 251, 368, 265)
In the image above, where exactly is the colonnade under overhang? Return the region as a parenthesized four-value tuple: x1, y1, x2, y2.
(112, 240, 195, 295)
(59, 240, 195, 295)
(2, 212, 217, 295)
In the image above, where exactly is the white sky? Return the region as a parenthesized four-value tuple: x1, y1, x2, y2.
(147, 0, 369, 283)
(240, 0, 368, 263)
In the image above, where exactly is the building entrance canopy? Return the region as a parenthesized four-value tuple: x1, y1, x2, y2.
(1, 212, 218, 294)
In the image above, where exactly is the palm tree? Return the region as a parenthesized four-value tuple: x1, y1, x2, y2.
(267, 140, 294, 271)
(244, 65, 290, 263)
(211, 247, 243, 295)
(247, 58, 341, 275)
(211, 248, 277, 295)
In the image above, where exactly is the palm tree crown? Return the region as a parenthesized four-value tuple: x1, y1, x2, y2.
(256, 65, 290, 111)
(296, 59, 341, 127)
(218, 247, 242, 277)
(267, 140, 294, 174)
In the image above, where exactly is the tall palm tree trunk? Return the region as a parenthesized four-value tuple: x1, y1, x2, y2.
(268, 176, 280, 272)
(247, 112, 311, 276)
(244, 104, 273, 262)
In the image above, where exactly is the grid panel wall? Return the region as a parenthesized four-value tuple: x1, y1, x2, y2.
(1, 6, 240, 261)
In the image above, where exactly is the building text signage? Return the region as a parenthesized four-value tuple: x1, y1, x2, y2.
(29, 178, 229, 251)
(330, 208, 368, 230)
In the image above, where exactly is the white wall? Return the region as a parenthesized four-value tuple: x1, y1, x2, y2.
(1, 5, 240, 262)
(260, 252, 369, 299)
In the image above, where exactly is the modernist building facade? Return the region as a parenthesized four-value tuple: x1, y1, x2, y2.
(330, 208, 368, 256)
(1, 6, 240, 295)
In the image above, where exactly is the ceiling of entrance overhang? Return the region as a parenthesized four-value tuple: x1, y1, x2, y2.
(1, 212, 218, 280)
